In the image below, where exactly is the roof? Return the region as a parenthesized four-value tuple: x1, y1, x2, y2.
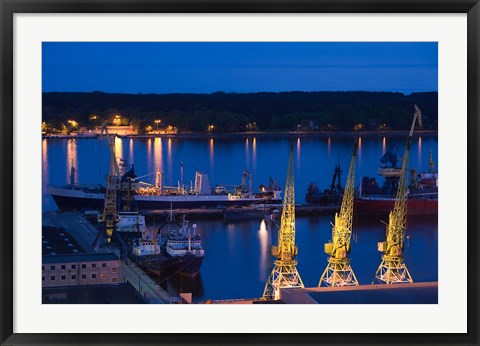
(280, 282, 438, 304)
(43, 252, 119, 264)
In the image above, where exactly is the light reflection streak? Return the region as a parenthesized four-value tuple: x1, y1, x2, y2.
(128, 138, 134, 166)
(66, 139, 78, 184)
(167, 138, 173, 178)
(418, 137, 422, 171)
(209, 138, 214, 174)
(327, 137, 331, 159)
(227, 222, 235, 254)
(42, 139, 48, 188)
(153, 137, 163, 176)
(146, 138, 153, 179)
(296, 137, 301, 169)
(258, 219, 268, 280)
(245, 138, 250, 168)
(252, 137, 257, 172)
(358, 137, 362, 169)
(382, 137, 386, 155)
(114, 136, 123, 169)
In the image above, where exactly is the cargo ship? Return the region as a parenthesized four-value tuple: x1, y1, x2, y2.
(354, 150, 438, 215)
(48, 166, 282, 211)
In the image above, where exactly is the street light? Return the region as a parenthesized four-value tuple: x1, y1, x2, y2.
(154, 120, 161, 131)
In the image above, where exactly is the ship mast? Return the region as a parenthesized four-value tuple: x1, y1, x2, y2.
(319, 142, 359, 287)
(372, 105, 422, 284)
(262, 142, 304, 300)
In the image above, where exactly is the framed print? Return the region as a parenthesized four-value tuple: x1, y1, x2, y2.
(1, 0, 479, 345)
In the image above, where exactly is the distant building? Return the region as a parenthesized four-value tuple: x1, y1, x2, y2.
(42, 253, 121, 288)
(105, 125, 136, 135)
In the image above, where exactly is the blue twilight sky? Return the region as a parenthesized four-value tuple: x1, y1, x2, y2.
(42, 42, 437, 94)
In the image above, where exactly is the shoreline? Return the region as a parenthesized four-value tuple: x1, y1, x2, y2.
(42, 130, 438, 140)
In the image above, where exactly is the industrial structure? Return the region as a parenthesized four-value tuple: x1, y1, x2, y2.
(319, 142, 359, 287)
(373, 105, 422, 284)
(97, 122, 121, 242)
(263, 143, 304, 300)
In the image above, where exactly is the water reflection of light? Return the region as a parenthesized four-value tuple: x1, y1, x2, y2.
(209, 138, 214, 173)
(66, 139, 78, 184)
(252, 137, 257, 171)
(258, 219, 268, 280)
(327, 137, 331, 159)
(153, 137, 163, 174)
(382, 137, 386, 155)
(245, 138, 250, 168)
(418, 137, 422, 170)
(167, 138, 173, 176)
(129, 138, 134, 165)
(227, 222, 235, 254)
(42, 139, 48, 187)
(114, 136, 123, 167)
(358, 137, 362, 168)
(296, 137, 301, 169)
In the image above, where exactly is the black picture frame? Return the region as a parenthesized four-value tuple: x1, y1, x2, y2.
(1, 1, 479, 345)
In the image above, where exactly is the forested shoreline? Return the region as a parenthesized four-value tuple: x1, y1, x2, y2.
(42, 91, 438, 134)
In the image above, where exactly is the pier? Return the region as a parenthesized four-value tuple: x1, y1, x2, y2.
(142, 204, 340, 221)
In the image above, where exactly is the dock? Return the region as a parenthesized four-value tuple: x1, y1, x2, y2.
(142, 204, 340, 221)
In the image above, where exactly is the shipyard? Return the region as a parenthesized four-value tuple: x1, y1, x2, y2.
(41, 42, 438, 307)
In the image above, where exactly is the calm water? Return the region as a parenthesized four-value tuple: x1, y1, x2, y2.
(42, 135, 438, 301)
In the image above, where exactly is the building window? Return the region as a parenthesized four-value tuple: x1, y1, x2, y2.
(91, 273, 96, 279)
(81, 274, 86, 279)
(92, 263, 97, 269)
(111, 267, 117, 273)
(50, 275, 55, 281)
(61, 265, 66, 270)
(101, 273, 107, 279)
(42, 266, 45, 271)
(61, 275, 66, 280)
(71, 264, 76, 269)
(42, 276, 45, 281)
(71, 275, 76, 280)
(102, 263, 106, 268)
(50, 265, 55, 270)
(112, 278, 117, 283)
(81, 264, 86, 269)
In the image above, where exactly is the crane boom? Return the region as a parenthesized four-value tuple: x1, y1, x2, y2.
(263, 142, 304, 299)
(319, 141, 359, 287)
(373, 105, 421, 284)
(97, 122, 120, 238)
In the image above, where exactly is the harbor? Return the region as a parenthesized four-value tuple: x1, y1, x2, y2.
(37, 40, 442, 307)
(42, 124, 438, 303)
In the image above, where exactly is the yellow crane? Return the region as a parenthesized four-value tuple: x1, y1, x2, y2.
(97, 122, 120, 241)
(373, 105, 422, 284)
(319, 142, 359, 287)
(262, 143, 304, 300)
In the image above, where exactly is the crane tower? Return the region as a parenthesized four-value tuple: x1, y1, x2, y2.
(373, 105, 422, 284)
(97, 122, 120, 241)
(319, 142, 359, 287)
(262, 143, 304, 300)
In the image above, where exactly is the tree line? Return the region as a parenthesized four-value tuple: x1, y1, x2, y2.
(42, 91, 438, 133)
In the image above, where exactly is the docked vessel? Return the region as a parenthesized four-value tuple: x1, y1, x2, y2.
(354, 150, 438, 215)
(133, 215, 204, 277)
(48, 168, 282, 211)
(305, 164, 343, 206)
(163, 217, 204, 276)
